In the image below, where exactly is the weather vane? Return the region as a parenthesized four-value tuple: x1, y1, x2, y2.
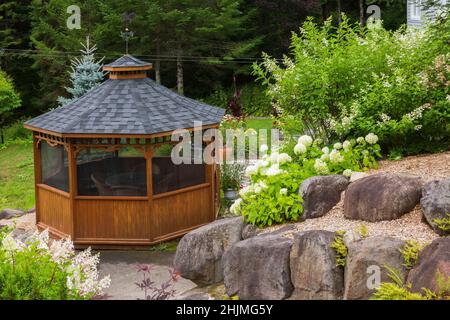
(121, 12, 136, 54)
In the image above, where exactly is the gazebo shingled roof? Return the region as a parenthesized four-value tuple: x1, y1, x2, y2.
(25, 54, 225, 135)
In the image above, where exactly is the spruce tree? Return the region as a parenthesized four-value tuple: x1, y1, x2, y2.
(57, 37, 104, 106)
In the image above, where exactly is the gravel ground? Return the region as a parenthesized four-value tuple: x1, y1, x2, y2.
(262, 151, 450, 244)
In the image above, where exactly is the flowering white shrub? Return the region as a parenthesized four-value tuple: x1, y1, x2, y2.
(236, 133, 381, 227)
(0, 229, 110, 300)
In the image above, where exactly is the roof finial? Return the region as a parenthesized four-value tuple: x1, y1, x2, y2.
(121, 12, 135, 54)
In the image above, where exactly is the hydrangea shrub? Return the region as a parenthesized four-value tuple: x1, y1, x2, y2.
(231, 134, 380, 227)
(0, 229, 110, 300)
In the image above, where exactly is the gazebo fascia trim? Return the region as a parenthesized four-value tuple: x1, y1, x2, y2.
(103, 65, 152, 72)
(25, 123, 220, 139)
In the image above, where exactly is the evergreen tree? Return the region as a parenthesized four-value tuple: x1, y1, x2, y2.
(57, 37, 104, 106)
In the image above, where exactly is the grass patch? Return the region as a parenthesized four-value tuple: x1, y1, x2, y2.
(149, 240, 179, 252)
(0, 143, 35, 211)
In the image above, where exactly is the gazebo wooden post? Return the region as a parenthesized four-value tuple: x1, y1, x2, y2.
(67, 139, 77, 239)
(145, 140, 154, 241)
(32, 132, 42, 226)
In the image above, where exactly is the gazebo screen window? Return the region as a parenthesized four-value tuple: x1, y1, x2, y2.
(40, 141, 69, 192)
(76, 147, 147, 196)
(152, 144, 206, 195)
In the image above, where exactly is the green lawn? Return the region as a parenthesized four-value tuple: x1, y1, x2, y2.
(0, 143, 35, 211)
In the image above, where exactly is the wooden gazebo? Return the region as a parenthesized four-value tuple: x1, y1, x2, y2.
(24, 55, 224, 247)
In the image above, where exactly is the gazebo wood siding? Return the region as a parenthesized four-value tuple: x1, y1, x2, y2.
(25, 54, 224, 247)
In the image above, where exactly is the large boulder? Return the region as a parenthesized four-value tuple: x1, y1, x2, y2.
(407, 238, 450, 294)
(420, 178, 450, 235)
(223, 234, 293, 300)
(299, 175, 349, 220)
(289, 231, 344, 299)
(0, 208, 25, 220)
(173, 217, 244, 285)
(344, 173, 423, 222)
(344, 236, 407, 300)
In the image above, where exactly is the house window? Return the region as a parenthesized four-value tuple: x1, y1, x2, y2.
(410, 0, 422, 19)
(152, 144, 206, 195)
(76, 147, 147, 196)
(40, 141, 69, 192)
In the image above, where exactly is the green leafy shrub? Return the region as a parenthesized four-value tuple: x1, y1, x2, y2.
(253, 15, 449, 155)
(433, 213, 450, 233)
(400, 240, 424, 270)
(330, 231, 347, 267)
(0, 229, 110, 300)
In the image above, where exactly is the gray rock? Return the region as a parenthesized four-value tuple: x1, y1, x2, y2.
(0, 208, 25, 220)
(350, 172, 369, 183)
(241, 224, 259, 240)
(173, 217, 244, 285)
(299, 175, 349, 220)
(407, 238, 450, 294)
(420, 178, 450, 235)
(344, 236, 407, 300)
(223, 234, 293, 300)
(290, 230, 344, 299)
(344, 173, 423, 222)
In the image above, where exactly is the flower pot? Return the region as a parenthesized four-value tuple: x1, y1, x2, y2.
(223, 189, 238, 200)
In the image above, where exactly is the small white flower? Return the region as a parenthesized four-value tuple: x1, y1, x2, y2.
(357, 137, 365, 144)
(266, 163, 285, 176)
(269, 152, 279, 163)
(280, 188, 288, 195)
(365, 133, 379, 144)
(321, 147, 330, 154)
(329, 149, 344, 163)
(259, 144, 269, 153)
(333, 142, 343, 150)
(314, 159, 329, 175)
(245, 165, 257, 177)
(239, 185, 254, 198)
(343, 169, 352, 177)
(320, 153, 330, 161)
(298, 135, 313, 147)
(294, 143, 307, 155)
(343, 140, 351, 151)
(277, 153, 292, 164)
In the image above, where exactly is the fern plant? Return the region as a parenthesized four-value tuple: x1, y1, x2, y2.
(433, 213, 450, 233)
(399, 240, 424, 270)
(330, 230, 348, 267)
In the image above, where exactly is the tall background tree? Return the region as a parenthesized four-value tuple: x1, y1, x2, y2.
(0, 69, 21, 143)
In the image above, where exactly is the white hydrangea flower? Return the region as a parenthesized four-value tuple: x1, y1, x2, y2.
(343, 169, 352, 177)
(329, 149, 344, 163)
(259, 144, 269, 153)
(239, 185, 254, 198)
(314, 159, 329, 175)
(269, 152, 280, 163)
(356, 137, 364, 144)
(365, 133, 379, 144)
(280, 188, 288, 195)
(298, 135, 313, 147)
(343, 140, 351, 151)
(320, 153, 330, 161)
(245, 165, 257, 177)
(230, 198, 243, 215)
(294, 143, 307, 155)
(333, 142, 343, 150)
(1, 234, 24, 252)
(266, 163, 285, 176)
(321, 147, 330, 154)
(277, 153, 292, 164)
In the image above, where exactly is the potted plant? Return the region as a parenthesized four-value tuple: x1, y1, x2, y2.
(221, 162, 245, 200)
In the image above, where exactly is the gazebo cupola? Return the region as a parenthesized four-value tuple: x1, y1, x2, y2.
(103, 55, 153, 80)
(24, 54, 224, 248)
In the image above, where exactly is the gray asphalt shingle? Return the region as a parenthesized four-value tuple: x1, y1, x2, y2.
(26, 77, 225, 135)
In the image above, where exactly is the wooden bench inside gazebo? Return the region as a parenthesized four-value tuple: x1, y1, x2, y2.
(24, 55, 224, 247)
